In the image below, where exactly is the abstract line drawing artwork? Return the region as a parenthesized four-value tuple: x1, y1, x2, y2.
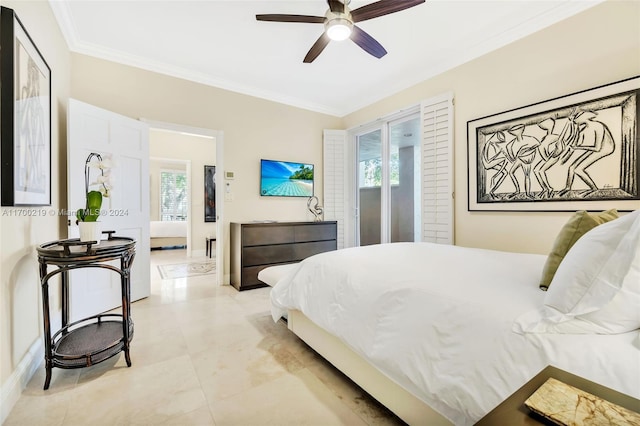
(1, 6, 52, 206)
(17, 40, 48, 196)
(468, 76, 640, 212)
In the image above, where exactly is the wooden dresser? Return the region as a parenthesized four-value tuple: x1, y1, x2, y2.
(230, 221, 337, 291)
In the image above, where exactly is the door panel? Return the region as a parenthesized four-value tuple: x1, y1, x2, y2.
(357, 129, 382, 246)
(389, 115, 420, 243)
(67, 99, 150, 322)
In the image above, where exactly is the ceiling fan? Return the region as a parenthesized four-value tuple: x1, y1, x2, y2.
(256, 0, 426, 63)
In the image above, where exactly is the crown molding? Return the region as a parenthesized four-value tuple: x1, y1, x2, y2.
(48, 0, 604, 118)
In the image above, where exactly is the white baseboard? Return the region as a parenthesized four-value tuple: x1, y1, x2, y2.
(0, 338, 43, 424)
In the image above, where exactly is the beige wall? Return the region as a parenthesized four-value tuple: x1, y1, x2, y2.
(343, 0, 640, 254)
(0, 0, 70, 392)
(70, 53, 343, 278)
(150, 129, 217, 249)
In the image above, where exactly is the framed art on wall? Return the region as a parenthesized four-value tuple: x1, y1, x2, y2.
(204, 165, 216, 222)
(467, 76, 640, 212)
(1, 6, 52, 206)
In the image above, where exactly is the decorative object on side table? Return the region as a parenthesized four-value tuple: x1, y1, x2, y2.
(0, 6, 52, 206)
(476, 365, 640, 425)
(307, 195, 324, 221)
(76, 152, 112, 243)
(525, 377, 640, 426)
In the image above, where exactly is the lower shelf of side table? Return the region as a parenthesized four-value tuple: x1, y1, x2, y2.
(51, 314, 134, 369)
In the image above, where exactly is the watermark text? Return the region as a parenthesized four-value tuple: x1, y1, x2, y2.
(2, 208, 129, 217)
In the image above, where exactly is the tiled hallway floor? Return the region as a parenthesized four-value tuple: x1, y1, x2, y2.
(4, 249, 403, 425)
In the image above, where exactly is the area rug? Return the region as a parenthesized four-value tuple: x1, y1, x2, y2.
(157, 260, 216, 279)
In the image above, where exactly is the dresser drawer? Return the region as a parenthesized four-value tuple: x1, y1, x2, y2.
(243, 225, 294, 246)
(292, 240, 336, 260)
(242, 244, 294, 266)
(241, 265, 270, 287)
(295, 223, 337, 242)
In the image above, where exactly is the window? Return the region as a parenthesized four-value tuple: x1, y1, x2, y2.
(160, 170, 187, 221)
(358, 150, 400, 188)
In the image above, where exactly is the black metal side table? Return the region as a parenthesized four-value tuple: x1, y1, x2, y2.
(37, 232, 136, 390)
(206, 236, 216, 258)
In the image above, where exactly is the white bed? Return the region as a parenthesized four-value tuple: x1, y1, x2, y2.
(149, 220, 187, 248)
(269, 211, 640, 425)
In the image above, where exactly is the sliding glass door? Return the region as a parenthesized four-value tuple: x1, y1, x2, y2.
(389, 114, 421, 242)
(357, 128, 383, 245)
(356, 113, 421, 245)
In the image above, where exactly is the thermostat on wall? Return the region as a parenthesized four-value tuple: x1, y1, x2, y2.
(224, 171, 235, 180)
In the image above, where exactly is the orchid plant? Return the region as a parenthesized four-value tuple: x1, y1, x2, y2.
(76, 152, 113, 223)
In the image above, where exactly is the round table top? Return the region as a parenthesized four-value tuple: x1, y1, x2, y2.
(37, 236, 135, 261)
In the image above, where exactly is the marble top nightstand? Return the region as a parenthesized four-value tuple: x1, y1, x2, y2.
(476, 365, 640, 425)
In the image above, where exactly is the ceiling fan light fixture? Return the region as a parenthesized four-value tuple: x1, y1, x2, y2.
(326, 18, 353, 41)
(258, 0, 426, 62)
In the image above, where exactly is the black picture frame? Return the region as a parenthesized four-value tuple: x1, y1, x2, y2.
(1, 6, 52, 206)
(467, 76, 640, 212)
(204, 165, 216, 222)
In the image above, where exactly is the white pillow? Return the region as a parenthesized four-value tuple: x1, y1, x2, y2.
(545, 209, 640, 315)
(514, 210, 640, 334)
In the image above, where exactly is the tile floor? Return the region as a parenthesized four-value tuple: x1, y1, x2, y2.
(5, 249, 404, 426)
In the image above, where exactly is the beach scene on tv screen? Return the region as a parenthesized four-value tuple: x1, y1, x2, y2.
(261, 160, 313, 197)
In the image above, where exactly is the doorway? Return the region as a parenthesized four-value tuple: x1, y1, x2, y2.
(150, 157, 191, 251)
(144, 119, 225, 286)
(355, 113, 421, 246)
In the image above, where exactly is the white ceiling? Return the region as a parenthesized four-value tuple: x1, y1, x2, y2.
(49, 0, 603, 117)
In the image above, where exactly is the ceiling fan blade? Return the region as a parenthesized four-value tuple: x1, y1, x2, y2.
(351, 25, 387, 59)
(351, 0, 425, 23)
(304, 33, 331, 63)
(256, 14, 325, 23)
(327, 0, 345, 13)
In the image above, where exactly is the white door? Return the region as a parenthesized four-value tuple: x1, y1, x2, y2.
(67, 99, 150, 322)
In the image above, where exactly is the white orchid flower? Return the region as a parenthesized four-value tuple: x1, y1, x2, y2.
(85, 153, 115, 200)
(91, 176, 113, 198)
(98, 157, 114, 170)
(87, 156, 113, 170)
(99, 187, 111, 198)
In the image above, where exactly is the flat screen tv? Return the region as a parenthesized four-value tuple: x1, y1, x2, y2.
(260, 159, 314, 197)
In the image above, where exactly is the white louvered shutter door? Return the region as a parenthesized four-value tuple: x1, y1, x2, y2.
(421, 93, 454, 244)
(323, 129, 347, 249)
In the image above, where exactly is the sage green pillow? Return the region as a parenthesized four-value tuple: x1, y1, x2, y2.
(539, 209, 618, 290)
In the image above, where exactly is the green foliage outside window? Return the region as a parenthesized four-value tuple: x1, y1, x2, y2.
(360, 152, 400, 187)
(161, 170, 187, 221)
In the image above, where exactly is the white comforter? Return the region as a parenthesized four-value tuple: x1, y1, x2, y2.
(270, 242, 640, 425)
